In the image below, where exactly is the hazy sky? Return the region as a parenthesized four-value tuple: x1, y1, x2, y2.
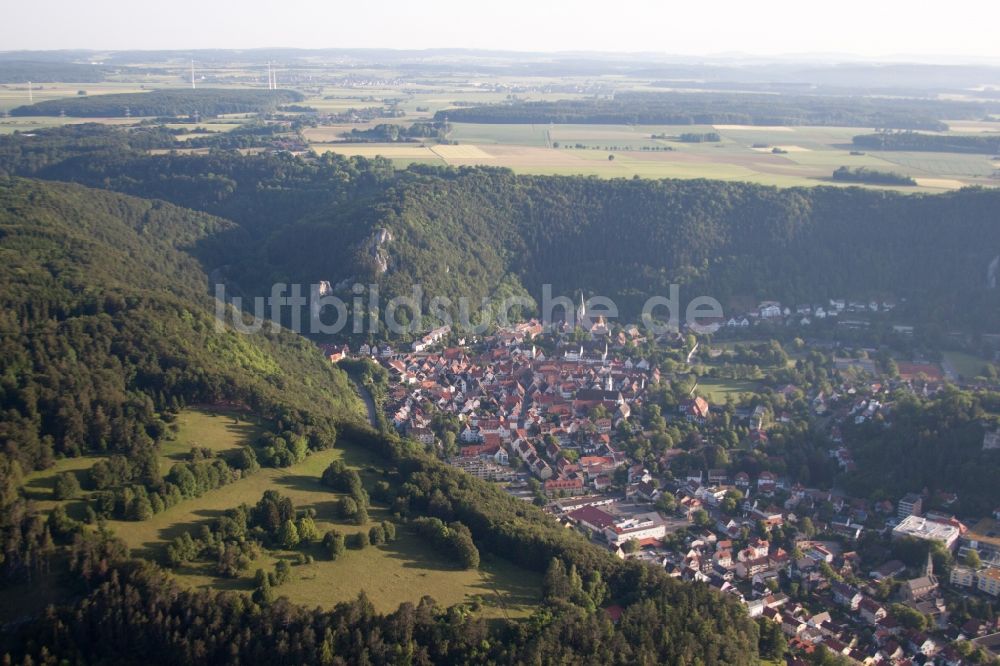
(2, 0, 999, 60)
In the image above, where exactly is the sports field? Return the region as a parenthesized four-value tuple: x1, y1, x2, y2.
(695, 377, 762, 402)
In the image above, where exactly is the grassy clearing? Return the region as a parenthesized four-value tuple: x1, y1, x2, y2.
(21, 455, 108, 508)
(871, 151, 997, 178)
(107, 445, 370, 558)
(106, 433, 540, 617)
(942, 350, 992, 379)
(446, 123, 550, 147)
(696, 377, 762, 402)
(176, 528, 540, 618)
(158, 408, 262, 475)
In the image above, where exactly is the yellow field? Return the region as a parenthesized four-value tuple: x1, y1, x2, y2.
(431, 144, 496, 159)
(914, 177, 966, 189)
(751, 144, 812, 152)
(940, 120, 1000, 133)
(313, 143, 439, 159)
(713, 124, 794, 132)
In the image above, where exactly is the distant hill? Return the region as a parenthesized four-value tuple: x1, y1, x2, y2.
(0, 60, 113, 83)
(10, 88, 304, 117)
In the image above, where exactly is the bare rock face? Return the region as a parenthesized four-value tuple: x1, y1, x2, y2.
(339, 227, 394, 287)
(364, 227, 393, 275)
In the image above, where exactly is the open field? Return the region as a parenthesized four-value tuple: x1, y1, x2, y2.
(101, 431, 540, 616)
(306, 120, 997, 191)
(0, 116, 141, 134)
(942, 350, 992, 379)
(873, 151, 997, 178)
(157, 408, 262, 475)
(22, 455, 108, 508)
(176, 529, 540, 617)
(312, 143, 443, 160)
(0, 83, 152, 112)
(713, 124, 794, 132)
(446, 122, 551, 146)
(3, 75, 996, 192)
(430, 143, 496, 159)
(695, 377, 762, 402)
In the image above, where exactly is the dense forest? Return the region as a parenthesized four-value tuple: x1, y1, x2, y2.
(10, 88, 304, 117)
(434, 91, 1000, 130)
(853, 131, 1000, 154)
(0, 177, 361, 472)
(841, 388, 1000, 515)
(341, 122, 447, 143)
(831, 166, 917, 186)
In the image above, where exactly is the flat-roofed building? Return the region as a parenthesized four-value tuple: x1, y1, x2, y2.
(604, 512, 667, 546)
(892, 515, 960, 550)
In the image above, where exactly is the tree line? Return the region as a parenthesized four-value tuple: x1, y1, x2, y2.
(10, 88, 305, 118)
(853, 130, 1000, 155)
(433, 91, 999, 130)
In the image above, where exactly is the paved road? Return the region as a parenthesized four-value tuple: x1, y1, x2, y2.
(349, 376, 380, 429)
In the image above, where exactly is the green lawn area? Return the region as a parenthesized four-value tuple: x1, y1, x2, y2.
(447, 122, 551, 146)
(176, 528, 540, 618)
(106, 433, 541, 617)
(942, 350, 992, 379)
(21, 455, 109, 508)
(696, 377, 761, 402)
(157, 407, 263, 476)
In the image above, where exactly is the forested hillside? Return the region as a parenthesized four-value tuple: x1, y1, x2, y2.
(4, 424, 761, 665)
(7, 126, 1000, 328)
(0, 177, 362, 478)
(842, 388, 1000, 515)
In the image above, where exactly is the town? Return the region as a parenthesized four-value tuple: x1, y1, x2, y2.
(330, 297, 1000, 665)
